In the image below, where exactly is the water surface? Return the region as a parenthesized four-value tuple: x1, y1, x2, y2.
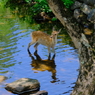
(0, 6, 79, 95)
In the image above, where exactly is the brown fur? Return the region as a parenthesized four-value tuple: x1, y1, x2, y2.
(28, 29, 61, 55)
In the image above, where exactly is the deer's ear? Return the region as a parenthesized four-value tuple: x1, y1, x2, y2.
(50, 35, 53, 38)
(52, 26, 56, 31)
(58, 29, 62, 33)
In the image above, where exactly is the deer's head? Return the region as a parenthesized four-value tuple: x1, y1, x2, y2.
(50, 27, 61, 38)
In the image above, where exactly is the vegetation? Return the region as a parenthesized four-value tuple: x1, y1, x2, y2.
(4, 0, 75, 23)
(25, 0, 75, 10)
(62, 0, 75, 8)
(0, 0, 73, 74)
(0, 0, 74, 39)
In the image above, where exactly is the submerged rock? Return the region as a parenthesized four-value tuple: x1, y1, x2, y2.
(30, 90, 48, 95)
(0, 75, 7, 83)
(5, 78, 40, 94)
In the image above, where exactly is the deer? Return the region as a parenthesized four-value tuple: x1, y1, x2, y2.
(27, 27, 61, 60)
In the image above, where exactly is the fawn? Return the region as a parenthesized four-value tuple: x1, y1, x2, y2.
(27, 27, 61, 60)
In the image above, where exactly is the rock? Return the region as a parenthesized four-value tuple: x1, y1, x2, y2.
(0, 76, 7, 83)
(81, 3, 91, 15)
(71, 1, 82, 10)
(30, 90, 48, 95)
(79, 0, 95, 5)
(87, 9, 95, 23)
(5, 78, 40, 94)
(74, 9, 81, 19)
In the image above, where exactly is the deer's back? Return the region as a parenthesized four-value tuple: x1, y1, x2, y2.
(31, 31, 53, 46)
(32, 31, 49, 38)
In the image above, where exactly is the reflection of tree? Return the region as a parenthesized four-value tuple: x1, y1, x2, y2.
(0, 37, 17, 74)
(0, 26, 17, 74)
(28, 50, 58, 82)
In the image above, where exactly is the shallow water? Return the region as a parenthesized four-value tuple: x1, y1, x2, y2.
(0, 3, 79, 94)
(0, 26, 79, 95)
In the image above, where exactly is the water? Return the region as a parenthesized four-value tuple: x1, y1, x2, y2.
(0, 26, 79, 95)
(0, 6, 79, 95)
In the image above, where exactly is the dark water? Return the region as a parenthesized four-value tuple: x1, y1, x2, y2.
(0, 27, 79, 95)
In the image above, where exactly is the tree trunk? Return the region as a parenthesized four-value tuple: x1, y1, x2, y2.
(47, 0, 95, 95)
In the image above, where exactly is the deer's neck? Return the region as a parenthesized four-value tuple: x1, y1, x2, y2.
(51, 36, 57, 45)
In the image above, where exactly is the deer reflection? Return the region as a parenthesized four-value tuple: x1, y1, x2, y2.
(28, 50, 58, 82)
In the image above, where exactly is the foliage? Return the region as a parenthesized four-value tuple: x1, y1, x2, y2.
(24, 0, 75, 22)
(51, 17, 57, 21)
(25, 0, 31, 3)
(32, 0, 74, 15)
(26, 0, 51, 14)
(62, 0, 75, 8)
(3, 0, 75, 24)
(25, 0, 75, 14)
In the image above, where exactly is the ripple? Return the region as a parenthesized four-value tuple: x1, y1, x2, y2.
(0, 25, 79, 95)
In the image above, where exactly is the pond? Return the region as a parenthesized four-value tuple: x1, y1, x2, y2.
(0, 4, 79, 95)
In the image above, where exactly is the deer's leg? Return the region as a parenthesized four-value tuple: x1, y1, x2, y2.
(28, 41, 35, 50)
(52, 54, 56, 60)
(27, 41, 35, 56)
(48, 47, 51, 60)
(34, 43, 39, 54)
(52, 47, 56, 60)
(34, 43, 39, 51)
(34, 51, 41, 61)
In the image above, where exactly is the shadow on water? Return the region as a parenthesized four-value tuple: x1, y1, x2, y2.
(0, 25, 79, 95)
(28, 50, 58, 83)
(0, 27, 79, 95)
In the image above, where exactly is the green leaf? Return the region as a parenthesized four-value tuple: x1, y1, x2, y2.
(25, 0, 31, 3)
(51, 17, 57, 21)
